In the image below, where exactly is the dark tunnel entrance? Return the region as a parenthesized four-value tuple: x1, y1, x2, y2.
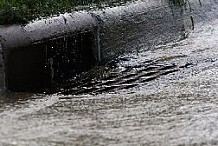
(6, 31, 97, 92)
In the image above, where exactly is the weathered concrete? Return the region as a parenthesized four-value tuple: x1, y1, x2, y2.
(0, 0, 184, 92)
(96, 0, 184, 62)
(0, 12, 97, 91)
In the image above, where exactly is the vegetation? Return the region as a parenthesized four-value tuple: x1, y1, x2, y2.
(169, 0, 202, 7)
(0, 0, 202, 25)
(168, 0, 186, 6)
(0, 0, 132, 25)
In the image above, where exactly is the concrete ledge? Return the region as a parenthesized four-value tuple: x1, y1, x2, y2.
(95, 0, 184, 61)
(0, 0, 184, 92)
(1, 12, 96, 50)
(1, 12, 98, 91)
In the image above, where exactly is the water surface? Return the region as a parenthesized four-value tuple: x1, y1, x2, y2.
(1, 0, 218, 145)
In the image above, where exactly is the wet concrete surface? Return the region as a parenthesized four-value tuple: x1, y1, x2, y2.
(2, 0, 218, 145)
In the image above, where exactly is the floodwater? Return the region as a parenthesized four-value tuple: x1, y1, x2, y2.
(2, 0, 218, 145)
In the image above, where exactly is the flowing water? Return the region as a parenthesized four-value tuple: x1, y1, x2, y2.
(2, 0, 218, 145)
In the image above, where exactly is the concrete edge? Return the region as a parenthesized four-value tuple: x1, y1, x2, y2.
(0, 0, 184, 91)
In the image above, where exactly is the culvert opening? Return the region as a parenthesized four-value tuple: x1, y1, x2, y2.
(6, 31, 97, 92)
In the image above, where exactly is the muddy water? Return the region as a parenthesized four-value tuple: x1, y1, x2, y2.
(2, 0, 218, 145)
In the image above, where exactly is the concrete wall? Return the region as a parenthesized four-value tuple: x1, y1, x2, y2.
(96, 0, 184, 62)
(0, 12, 97, 91)
(0, 0, 184, 92)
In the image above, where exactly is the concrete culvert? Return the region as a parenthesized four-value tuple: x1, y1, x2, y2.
(0, 12, 98, 92)
(0, 0, 185, 92)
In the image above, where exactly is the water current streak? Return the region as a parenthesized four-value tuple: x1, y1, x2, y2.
(60, 59, 180, 95)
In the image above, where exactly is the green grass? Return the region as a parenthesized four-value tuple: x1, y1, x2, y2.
(168, 0, 184, 6)
(0, 0, 201, 25)
(168, 0, 202, 7)
(0, 0, 132, 25)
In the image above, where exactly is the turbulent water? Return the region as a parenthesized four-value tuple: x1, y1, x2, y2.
(2, 0, 218, 145)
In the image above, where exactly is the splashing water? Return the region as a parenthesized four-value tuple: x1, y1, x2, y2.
(1, 0, 218, 145)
